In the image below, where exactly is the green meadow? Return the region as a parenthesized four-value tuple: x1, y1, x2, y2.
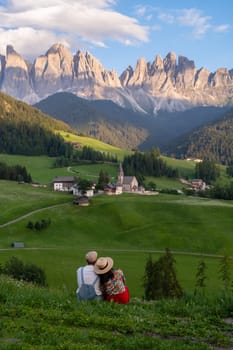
(1, 176, 233, 298)
(0, 153, 196, 186)
(59, 131, 131, 160)
(0, 154, 119, 183)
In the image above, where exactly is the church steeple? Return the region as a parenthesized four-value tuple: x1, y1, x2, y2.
(118, 162, 124, 184)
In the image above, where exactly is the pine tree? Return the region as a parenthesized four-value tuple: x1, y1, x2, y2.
(143, 249, 183, 300)
(219, 255, 232, 294)
(195, 259, 207, 296)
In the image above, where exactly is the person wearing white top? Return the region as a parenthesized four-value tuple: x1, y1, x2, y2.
(76, 251, 103, 300)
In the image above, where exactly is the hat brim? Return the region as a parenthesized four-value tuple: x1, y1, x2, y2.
(94, 257, 114, 274)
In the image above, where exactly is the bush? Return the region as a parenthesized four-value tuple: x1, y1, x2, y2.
(26, 218, 51, 231)
(2, 256, 47, 287)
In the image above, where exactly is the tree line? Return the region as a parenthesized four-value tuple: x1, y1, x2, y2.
(53, 146, 118, 167)
(0, 161, 32, 182)
(122, 149, 179, 183)
(0, 119, 73, 157)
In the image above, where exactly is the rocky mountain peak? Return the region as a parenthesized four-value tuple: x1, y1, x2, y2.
(0, 44, 233, 113)
(45, 43, 72, 60)
(178, 56, 195, 72)
(163, 52, 177, 72)
(126, 57, 148, 86)
(120, 65, 134, 86)
(153, 55, 164, 69)
(6, 45, 18, 56)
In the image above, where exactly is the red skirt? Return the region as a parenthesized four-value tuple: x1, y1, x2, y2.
(105, 286, 130, 304)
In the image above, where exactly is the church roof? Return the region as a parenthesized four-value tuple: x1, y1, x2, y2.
(123, 176, 136, 184)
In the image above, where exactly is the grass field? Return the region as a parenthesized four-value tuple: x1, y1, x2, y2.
(1, 178, 233, 298)
(0, 153, 195, 187)
(0, 154, 119, 183)
(59, 131, 131, 160)
(2, 274, 233, 349)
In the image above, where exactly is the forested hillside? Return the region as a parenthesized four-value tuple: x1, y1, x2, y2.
(35, 92, 228, 151)
(165, 109, 233, 165)
(35, 92, 149, 150)
(0, 93, 73, 156)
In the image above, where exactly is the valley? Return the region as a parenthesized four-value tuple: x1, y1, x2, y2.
(1, 2, 233, 348)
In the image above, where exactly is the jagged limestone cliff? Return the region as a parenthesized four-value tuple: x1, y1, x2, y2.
(0, 44, 233, 114)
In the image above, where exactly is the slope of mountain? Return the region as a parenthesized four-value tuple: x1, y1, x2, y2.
(1, 43, 233, 114)
(34, 92, 149, 150)
(34, 92, 229, 151)
(0, 92, 73, 156)
(165, 109, 233, 165)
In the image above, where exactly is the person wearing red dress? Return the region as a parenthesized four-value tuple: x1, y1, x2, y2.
(94, 257, 130, 304)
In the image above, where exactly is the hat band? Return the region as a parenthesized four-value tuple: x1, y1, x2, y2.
(99, 262, 109, 270)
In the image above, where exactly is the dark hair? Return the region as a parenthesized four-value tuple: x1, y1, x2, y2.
(99, 269, 114, 284)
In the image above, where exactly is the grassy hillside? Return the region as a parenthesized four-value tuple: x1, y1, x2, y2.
(0, 154, 119, 183)
(0, 150, 199, 185)
(1, 179, 233, 297)
(1, 274, 233, 349)
(59, 130, 131, 160)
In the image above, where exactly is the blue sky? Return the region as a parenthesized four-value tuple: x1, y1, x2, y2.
(0, 0, 232, 75)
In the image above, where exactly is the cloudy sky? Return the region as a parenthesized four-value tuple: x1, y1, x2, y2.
(0, 0, 232, 74)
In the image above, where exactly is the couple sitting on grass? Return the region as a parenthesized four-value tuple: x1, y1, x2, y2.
(76, 251, 130, 304)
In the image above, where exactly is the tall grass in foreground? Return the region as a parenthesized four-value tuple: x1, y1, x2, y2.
(1, 275, 233, 349)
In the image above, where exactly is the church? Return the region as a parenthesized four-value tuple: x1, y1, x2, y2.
(117, 163, 138, 192)
(104, 163, 138, 195)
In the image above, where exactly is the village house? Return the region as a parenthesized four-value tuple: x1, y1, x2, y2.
(191, 179, 206, 192)
(186, 157, 202, 163)
(53, 176, 75, 191)
(72, 184, 94, 197)
(104, 183, 123, 195)
(73, 195, 89, 206)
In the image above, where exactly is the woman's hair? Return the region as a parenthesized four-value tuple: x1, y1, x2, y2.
(99, 269, 114, 284)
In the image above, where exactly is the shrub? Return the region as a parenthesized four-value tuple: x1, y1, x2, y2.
(26, 218, 51, 231)
(2, 256, 47, 287)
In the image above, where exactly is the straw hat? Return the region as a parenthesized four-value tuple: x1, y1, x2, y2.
(85, 251, 98, 264)
(94, 257, 114, 274)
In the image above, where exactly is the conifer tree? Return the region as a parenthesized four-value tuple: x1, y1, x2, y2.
(143, 249, 183, 300)
(195, 259, 207, 296)
(219, 255, 232, 294)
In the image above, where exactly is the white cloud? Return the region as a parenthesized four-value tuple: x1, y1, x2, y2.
(158, 12, 174, 24)
(0, 27, 71, 58)
(0, 0, 148, 58)
(214, 24, 231, 33)
(177, 8, 211, 38)
(157, 7, 230, 39)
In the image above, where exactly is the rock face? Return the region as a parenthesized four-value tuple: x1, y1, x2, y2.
(0, 44, 233, 114)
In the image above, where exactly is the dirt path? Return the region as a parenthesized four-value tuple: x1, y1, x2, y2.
(0, 203, 69, 228)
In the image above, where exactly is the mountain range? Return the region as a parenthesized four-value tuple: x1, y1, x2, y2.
(1, 43, 233, 114)
(1, 43, 233, 163)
